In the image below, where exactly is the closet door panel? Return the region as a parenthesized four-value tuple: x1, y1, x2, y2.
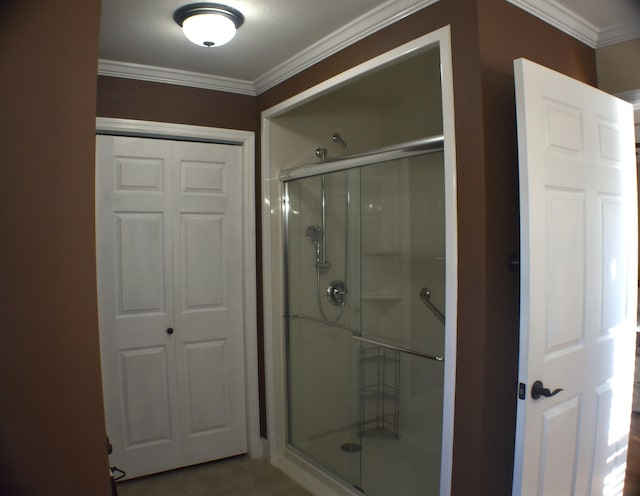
(97, 135, 179, 478)
(173, 141, 248, 464)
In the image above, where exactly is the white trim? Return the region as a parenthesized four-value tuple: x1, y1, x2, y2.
(438, 26, 458, 496)
(507, 0, 640, 49)
(95, 117, 262, 459)
(252, 0, 440, 94)
(261, 25, 457, 496)
(98, 0, 440, 96)
(98, 60, 256, 96)
(96, 118, 252, 144)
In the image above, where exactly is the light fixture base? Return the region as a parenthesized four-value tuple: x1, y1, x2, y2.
(173, 3, 245, 29)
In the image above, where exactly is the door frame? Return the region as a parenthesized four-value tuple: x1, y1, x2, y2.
(260, 25, 458, 495)
(95, 117, 261, 459)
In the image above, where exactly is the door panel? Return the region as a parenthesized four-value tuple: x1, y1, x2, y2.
(513, 58, 637, 496)
(539, 396, 580, 495)
(180, 214, 224, 309)
(117, 212, 166, 315)
(545, 190, 585, 355)
(184, 340, 229, 434)
(120, 346, 173, 446)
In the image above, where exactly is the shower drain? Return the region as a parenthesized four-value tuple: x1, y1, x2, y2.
(340, 442, 362, 453)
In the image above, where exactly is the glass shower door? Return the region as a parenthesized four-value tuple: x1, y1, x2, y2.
(356, 153, 445, 496)
(284, 170, 363, 488)
(284, 150, 446, 495)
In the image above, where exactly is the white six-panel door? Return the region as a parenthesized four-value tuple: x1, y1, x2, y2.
(96, 135, 247, 478)
(513, 59, 637, 496)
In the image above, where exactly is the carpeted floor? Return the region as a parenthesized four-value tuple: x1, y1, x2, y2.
(115, 455, 312, 496)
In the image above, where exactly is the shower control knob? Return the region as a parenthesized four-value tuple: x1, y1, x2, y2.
(327, 280, 347, 306)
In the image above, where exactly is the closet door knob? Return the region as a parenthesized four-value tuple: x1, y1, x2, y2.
(166, 327, 174, 335)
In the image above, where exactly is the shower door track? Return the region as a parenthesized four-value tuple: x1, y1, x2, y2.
(290, 313, 444, 362)
(280, 134, 444, 181)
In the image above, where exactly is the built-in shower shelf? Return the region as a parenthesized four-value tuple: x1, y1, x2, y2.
(362, 293, 402, 301)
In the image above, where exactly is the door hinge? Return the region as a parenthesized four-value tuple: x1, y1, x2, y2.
(518, 382, 526, 400)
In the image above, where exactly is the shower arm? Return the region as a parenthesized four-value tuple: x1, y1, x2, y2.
(332, 133, 348, 156)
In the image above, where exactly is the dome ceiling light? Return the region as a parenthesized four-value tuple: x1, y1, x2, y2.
(173, 3, 244, 48)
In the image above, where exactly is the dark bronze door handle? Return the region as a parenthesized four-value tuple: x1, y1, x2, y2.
(531, 380, 563, 400)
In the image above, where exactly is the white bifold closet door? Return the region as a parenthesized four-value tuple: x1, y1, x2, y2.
(96, 135, 247, 479)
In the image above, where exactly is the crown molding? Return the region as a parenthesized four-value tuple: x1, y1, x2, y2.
(507, 0, 598, 47)
(507, 0, 640, 49)
(98, 59, 256, 95)
(597, 21, 640, 48)
(252, 0, 440, 94)
(98, 0, 439, 96)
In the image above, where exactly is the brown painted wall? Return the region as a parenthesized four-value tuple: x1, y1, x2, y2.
(0, 1, 111, 495)
(475, 2, 596, 494)
(258, 1, 595, 494)
(97, 76, 258, 132)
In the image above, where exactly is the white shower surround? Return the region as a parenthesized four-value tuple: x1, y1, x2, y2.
(261, 26, 458, 496)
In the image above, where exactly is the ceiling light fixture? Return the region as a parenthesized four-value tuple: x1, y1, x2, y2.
(174, 3, 244, 48)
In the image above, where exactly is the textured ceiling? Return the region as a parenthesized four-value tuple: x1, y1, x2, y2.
(99, 0, 392, 82)
(98, 0, 640, 91)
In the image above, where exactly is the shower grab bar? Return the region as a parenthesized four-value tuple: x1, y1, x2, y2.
(280, 134, 444, 181)
(289, 314, 444, 362)
(351, 335, 444, 362)
(419, 288, 445, 324)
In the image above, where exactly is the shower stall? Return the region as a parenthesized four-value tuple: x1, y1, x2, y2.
(282, 137, 447, 495)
